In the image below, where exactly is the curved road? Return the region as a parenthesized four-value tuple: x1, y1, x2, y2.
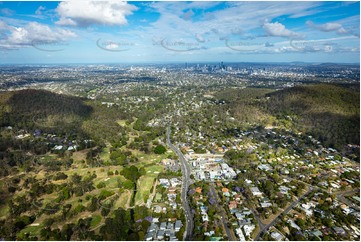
(166, 127, 194, 241)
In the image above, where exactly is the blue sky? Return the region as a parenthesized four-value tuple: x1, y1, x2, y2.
(0, 1, 359, 64)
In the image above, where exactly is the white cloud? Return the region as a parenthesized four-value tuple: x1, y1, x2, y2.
(263, 22, 300, 38)
(56, 17, 77, 26)
(55, 1, 137, 27)
(35, 6, 46, 15)
(336, 27, 349, 35)
(307, 20, 339, 31)
(306, 20, 351, 35)
(0, 21, 76, 49)
(139, 1, 319, 47)
(289, 36, 358, 53)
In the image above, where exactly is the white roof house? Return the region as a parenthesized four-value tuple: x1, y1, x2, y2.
(250, 187, 263, 197)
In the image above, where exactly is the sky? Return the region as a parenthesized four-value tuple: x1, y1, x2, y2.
(0, 1, 359, 64)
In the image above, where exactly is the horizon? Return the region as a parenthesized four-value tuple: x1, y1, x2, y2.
(0, 61, 360, 66)
(0, 1, 360, 64)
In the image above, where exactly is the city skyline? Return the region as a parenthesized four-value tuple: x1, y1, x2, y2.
(0, 1, 359, 64)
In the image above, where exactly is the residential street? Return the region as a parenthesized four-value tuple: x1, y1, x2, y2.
(209, 183, 237, 241)
(255, 187, 314, 240)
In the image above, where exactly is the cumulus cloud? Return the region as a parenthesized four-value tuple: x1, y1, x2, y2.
(306, 20, 350, 35)
(55, 1, 137, 27)
(0, 21, 76, 49)
(263, 22, 300, 38)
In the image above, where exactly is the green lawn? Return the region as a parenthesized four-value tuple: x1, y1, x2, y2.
(144, 164, 164, 174)
(116, 120, 128, 127)
(0, 204, 9, 219)
(134, 175, 155, 206)
(99, 146, 111, 163)
(101, 176, 125, 189)
(17, 224, 42, 240)
(90, 214, 102, 228)
(93, 173, 128, 191)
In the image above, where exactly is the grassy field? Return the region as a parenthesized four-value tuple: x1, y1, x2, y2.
(130, 151, 168, 206)
(72, 149, 88, 162)
(116, 119, 127, 127)
(134, 175, 155, 206)
(90, 214, 102, 228)
(0, 204, 9, 219)
(18, 224, 43, 240)
(10, 114, 170, 239)
(114, 190, 132, 209)
(99, 146, 111, 163)
(62, 166, 119, 177)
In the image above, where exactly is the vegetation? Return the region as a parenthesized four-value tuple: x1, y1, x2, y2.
(219, 84, 359, 155)
(0, 79, 359, 241)
(266, 84, 359, 151)
(153, 144, 167, 154)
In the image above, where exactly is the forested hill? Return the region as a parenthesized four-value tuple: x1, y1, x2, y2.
(5, 89, 92, 116)
(266, 84, 360, 152)
(0, 89, 93, 130)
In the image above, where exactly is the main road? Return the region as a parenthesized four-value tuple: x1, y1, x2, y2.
(166, 127, 194, 241)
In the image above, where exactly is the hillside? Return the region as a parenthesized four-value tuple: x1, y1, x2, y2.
(215, 88, 275, 126)
(265, 84, 360, 152)
(0, 90, 174, 241)
(220, 84, 360, 154)
(0, 89, 93, 132)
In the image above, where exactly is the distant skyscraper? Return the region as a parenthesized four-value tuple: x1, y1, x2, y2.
(220, 61, 225, 70)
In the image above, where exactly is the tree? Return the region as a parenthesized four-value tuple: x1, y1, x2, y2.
(97, 182, 106, 189)
(153, 145, 166, 154)
(100, 208, 131, 240)
(62, 204, 72, 219)
(101, 207, 111, 217)
(71, 173, 82, 184)
(60, 223, 74, 240)
(121, 166, 141, 183)
(88, 197, 98, 212)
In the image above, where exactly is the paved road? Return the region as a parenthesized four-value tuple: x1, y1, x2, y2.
(255, 187, 314, 240)
(209, 184, 237, 241)
(335, 189, 360, 211)
(166, 127, 194, 241)
(250, 207, 266, 231)
(255, 186, 359, 240)
(288, 177, 360, 210)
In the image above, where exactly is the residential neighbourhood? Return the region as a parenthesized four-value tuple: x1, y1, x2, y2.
(178, 127, 360, 241)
